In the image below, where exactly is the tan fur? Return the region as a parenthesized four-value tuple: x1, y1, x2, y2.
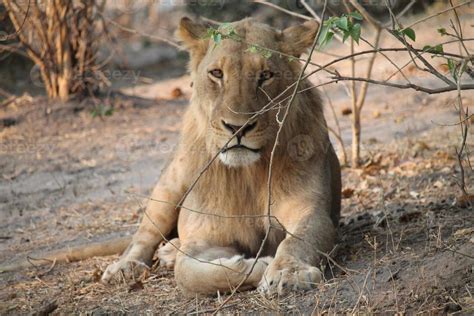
(102, 17, 341, 297)
(0, 237, 131, 273)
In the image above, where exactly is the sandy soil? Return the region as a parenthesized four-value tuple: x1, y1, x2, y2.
(1, 13, 473, 315)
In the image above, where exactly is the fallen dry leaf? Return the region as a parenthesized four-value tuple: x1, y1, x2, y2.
(407, 64, 417, 73)
(170, 87, 183, 99)
(342, 188, 355, 199)
(341, 107, 352, 116)
(128, 280, 144, 293)
(438, 63, 449, 73)
(453, 227, 474, 239)
(456, 194, 474, 208)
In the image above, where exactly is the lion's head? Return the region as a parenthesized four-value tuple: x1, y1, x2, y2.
(177, 17, 319, 167)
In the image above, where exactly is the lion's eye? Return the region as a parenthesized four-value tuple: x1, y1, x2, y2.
(209, 69, 223, 79)
(258, 70, 274, 85)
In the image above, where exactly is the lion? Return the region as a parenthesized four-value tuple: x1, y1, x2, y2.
(1, 17, 341, 297)
(101, 17, 341, 296)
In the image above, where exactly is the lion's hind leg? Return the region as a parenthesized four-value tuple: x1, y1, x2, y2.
(174, 242, 272, 296)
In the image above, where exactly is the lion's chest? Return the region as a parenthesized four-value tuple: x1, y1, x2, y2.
(177, 168, 283, 256)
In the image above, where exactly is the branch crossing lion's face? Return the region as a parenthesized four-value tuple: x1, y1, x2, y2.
(202, 46, 280, 167)
(177, 18, 319, 167)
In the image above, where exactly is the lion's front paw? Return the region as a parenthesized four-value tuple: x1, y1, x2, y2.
(257, 256, 322, 296)
(157, 238, 180, 269)
(101, 258, 150, 283)
(101, 244, 153, 283)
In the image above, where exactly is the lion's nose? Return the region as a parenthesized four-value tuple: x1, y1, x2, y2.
(221, 120, 257, 139)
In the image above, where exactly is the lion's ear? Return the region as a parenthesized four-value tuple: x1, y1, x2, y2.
(177, 17, 209, 70)
(280, 20, 319, 58)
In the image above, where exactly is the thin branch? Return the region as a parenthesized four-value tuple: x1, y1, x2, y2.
(455, 59, 469, 195)
(300, 0, 321, 23)
(389, 0, 417, 27)
(213, 2, 329, 312)
(253, 0, 311, 21)
(331, 75, 474, 94)
(98, 12, 182, 50)
(348, 0, 382, 29)
(356, 29, 382, 111)
(2, 0, 31, 41)
(388, 30, 455, 87)
(0, 43, 29, 58)
(402, 1, 472, 31)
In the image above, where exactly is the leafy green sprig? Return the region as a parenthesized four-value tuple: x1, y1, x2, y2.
(318, 11, 363, 47)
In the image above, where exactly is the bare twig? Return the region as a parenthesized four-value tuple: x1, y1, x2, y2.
(253, 0, 311, 21)
(98, 12, 182, 49)
(321, 86, 348, 165)
(331, 75, 474, 94)
(402, 1, 472, 31)
(213, 2, 329, 313)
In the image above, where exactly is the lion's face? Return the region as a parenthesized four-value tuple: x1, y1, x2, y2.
(178, 18, 319, 167)
(196, 40, 283, 167)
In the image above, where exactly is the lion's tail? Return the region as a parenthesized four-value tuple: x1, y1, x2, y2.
(175, 254, 273, 295)
(0, 236, 131, 273)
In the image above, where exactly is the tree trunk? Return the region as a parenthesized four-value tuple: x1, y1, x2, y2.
(351, 109, 361, 168)
(5, 0, 101, 101)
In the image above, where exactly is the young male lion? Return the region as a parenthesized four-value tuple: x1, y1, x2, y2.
(102, 17, 341, 296)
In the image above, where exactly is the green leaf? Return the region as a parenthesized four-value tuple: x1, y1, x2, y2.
(212, 33, 222, 44)
(351, 23, 361, 44)
(318, 25, 330, 45)
(323, 17, 337, 26)
(246, 45, 257, 54)
(219, 23, 236, 37)
(320, 31, 334, 47)
(262, 50, 272, 59)
(219, 22, 230, 31)
(402, 27, 416, 41)
(437, 27, 447, 35)
(447, 58, 458, 82)
(206, 27, 216, 39)
(349, 11, 363, 21)
(422, 44, 443, 54)
(342, 31, 351, 43)
(336, 16, 349, 31)
(105, 108, 114, 116)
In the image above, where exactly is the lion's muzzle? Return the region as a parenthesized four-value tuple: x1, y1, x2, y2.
(218, 119, 262, 167)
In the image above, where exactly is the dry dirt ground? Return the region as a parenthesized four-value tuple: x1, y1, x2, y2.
(0, 77, 472, 314)
(1, 16, 474, 314)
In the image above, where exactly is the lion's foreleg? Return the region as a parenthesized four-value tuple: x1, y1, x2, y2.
(259, 200, 337, 295)
(102, 154, 189, 283)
